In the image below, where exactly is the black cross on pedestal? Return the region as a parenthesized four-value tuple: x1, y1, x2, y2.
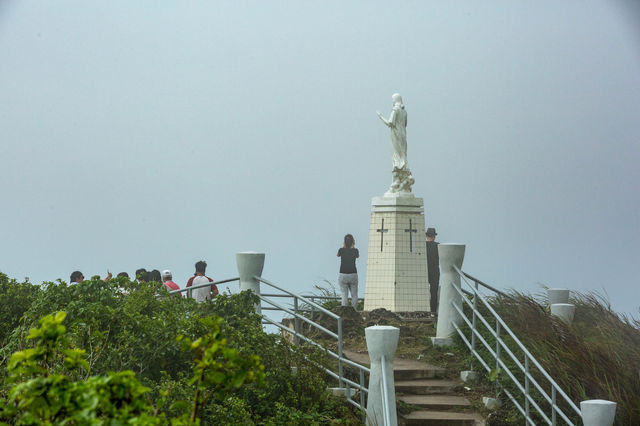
(376, 219, 388, 252)
(404, 219, 417, 252)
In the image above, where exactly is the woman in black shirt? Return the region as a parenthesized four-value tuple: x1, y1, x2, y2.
(337, 234, 359, 309)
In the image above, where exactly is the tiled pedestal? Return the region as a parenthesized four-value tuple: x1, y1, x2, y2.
(364, 194, 430, 312)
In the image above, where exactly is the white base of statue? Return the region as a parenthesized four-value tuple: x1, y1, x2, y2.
(364, 194, 430, 312)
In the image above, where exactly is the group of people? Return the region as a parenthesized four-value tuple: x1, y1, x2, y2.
(336, 227, 441, 312)
(69, 260, 219, 302)
(70, 230, 442, 310)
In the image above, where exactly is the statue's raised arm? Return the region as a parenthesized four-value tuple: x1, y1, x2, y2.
(379, 93, 414, 195)
(377, 110, 392, 127)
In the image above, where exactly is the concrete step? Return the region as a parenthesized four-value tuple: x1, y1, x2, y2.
(394, 363, 446, 381)
(401, 410, 484, 426)
(398, 394, 471, 410)
(342, 349, 446, 380)
(395, 379, 459, 395)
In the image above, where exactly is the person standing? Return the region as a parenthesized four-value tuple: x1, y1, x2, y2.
(69, 270, 111, 284)
(148, 269, 162, 283)
(337, 234, 359, 310)
(161, 270, 181, 297)
(135, 268, 148, 282)
(426, 227, 440, 313)
(186, 260, 218, 302)
(70, 271, 84, 284)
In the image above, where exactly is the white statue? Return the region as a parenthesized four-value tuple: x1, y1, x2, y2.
(377, 93, 414, 194)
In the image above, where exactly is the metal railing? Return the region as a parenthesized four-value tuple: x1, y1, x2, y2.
(169, 276, 372, 420)
(450, 266, 582, 425)
(380, 356, 393, 426)
(256, 276, 370, 418)
(170, 277, 241, 299)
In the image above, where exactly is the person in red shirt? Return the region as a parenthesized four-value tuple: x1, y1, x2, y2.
(161, 270, 181, 297)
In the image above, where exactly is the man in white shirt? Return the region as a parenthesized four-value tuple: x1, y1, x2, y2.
(185, 260, 218, 302)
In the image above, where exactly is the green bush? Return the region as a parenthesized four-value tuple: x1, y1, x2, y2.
(0, 310, 264, 425)
(0, 273, 40, 346)
(0, 274, 363, 425)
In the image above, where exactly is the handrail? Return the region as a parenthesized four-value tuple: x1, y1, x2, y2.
(255, 275, 370, 419)
(257, 294, 338, 339)
(458, 268, 581, 416)
(459, 270, 512, 299)
(301, 295, 364, 300)
(256, 277, 341, 320)
(168, 277, 240, 294)
(452, 266, 582, 425)
(166, 273, 371, 419)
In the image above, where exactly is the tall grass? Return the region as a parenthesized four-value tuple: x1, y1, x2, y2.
(454, 289, 640, 425)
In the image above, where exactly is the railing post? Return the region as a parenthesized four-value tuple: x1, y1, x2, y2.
(236, 252, 265, 315)
(525, 355, 530, 424)
(310, 297, 316, 321)
(433, 244, 466, 346)
(360, 369, 366, 423)
(366, 325, 399, 426)
(495, 321, 501, 398)
(338, 317, 344, 388)
(293, 296, 300, 345)
(470, 280, 478, 369)
(552, 386, 557, 425)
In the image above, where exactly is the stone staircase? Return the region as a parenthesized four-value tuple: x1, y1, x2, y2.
(343, 349, 484, 426)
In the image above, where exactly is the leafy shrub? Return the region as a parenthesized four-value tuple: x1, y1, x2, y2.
(0, 273, 40, 346)
(0, 310, 264, 425)
(0, 274, 363, 425)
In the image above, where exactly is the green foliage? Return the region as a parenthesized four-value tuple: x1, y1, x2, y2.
(0, 273, 363, 424)
(178, 316, 265, 422)
(1, 311, 162, 425)
(453, 290, 640, 425)
(0, 273, 40, 346)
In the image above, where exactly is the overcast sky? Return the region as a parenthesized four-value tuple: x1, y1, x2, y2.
(1, 1, 639, 317)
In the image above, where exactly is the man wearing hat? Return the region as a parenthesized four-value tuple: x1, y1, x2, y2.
(162, 270, 181, 297)
(426, 228, 440, 313)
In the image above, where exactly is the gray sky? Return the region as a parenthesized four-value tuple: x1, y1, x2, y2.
(1, 1, 639, 316)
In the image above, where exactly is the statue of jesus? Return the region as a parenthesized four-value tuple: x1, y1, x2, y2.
(377, 93, 414, 194)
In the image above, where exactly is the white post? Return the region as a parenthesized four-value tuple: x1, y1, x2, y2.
(432, 244, 466, 346)
(580, 399, 616, 426)
(550, 303, 576, 324)
(547, 288, 570, 306)
(236, 252, 265, 314)
(365, 325, 399, 426)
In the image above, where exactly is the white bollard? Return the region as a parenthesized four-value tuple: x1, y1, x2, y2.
(580, 399, 616, 426)
(433, 244, 466, 346)
(482, 396, 501, 410)
(547, 288, 570, 306)
(550, 303, 576, 324)
(236, 252, 265, 314)
(365, 325, 399, 426)
(460, 370, 478, 383)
